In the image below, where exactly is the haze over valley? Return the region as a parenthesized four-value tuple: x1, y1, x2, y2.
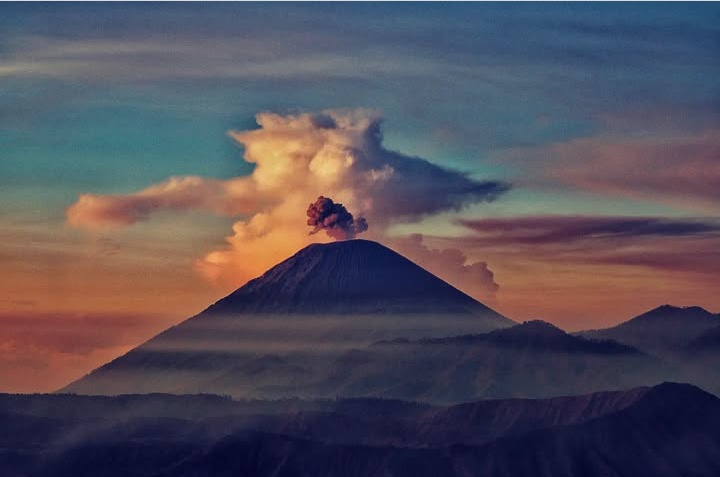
(1, 3, 719, 476)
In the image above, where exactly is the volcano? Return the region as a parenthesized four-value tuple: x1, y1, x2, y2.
(206, 239, 506, 316)
(62, 240, 513, 396)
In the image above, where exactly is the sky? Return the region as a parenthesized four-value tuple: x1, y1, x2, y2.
(1, 2, 719, 392)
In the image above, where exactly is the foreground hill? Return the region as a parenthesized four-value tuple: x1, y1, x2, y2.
(62, 240, 513, 396)
(2, 383, 718, 477)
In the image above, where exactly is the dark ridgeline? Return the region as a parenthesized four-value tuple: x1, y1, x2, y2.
(577, 305, 720, 396)
(3, 383, 720, 477)
(403, 319, 638, 353)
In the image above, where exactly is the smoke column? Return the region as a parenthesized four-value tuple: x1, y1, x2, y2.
(307, 196, 368, 240)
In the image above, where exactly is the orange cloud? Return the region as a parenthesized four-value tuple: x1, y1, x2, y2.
(0, 312, 171, 392)
(67, 176, 258, 228)
(67, 109, 509, 298)
(388, 233, 499, 302)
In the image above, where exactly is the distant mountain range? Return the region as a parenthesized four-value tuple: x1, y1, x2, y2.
(62, 241, 718, 400)
(5, 239, 720, 476)
(3, 382, 719, 477)
(251, 320, 673, 403)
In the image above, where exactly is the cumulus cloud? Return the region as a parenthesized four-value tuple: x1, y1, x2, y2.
(389, 234, 499, 301)
(67, 109, 509, 293)
(307, 196, 368, 240)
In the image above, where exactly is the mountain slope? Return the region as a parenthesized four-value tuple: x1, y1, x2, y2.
(61, 240, 513, 397)
(687, 324, 720, 351)
(456, 382, 720, 477)
(580, 304, 720, 355)
(412, 320, 639, 354)
(194, 321, 676, 403)
(207, 239, 506, 316)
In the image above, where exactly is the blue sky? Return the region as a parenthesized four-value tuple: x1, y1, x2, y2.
(3, 3, 717, 220)
(1, 2, 719, 391)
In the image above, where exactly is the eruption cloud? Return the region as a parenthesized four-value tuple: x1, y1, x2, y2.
(67, 109, 508, 298)
(307, 196, 368, 240)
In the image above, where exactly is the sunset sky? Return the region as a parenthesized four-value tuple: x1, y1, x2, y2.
(1, 3, 719, 392)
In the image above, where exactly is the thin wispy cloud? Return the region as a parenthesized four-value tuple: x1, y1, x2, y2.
(497, 131, 720, 211)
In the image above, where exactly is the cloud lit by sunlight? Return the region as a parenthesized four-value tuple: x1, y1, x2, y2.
(68, 109, 509, 297)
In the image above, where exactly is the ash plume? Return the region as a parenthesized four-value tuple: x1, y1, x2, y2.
(307, 196, 368, 240)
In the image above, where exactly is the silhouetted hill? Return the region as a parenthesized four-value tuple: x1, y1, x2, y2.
(677, 324, 720, 397)
(231, 321, 671, 403)
(578, 307, 720, 397)
(4, 383, 718, 477)
(405, 320, 639, 354)
(456, 382, 720, 477)
(580, 305, 720, 355)
(62, 240, 513, 397)
(160, 384, 720, 477)
(63, 319, 678, 403)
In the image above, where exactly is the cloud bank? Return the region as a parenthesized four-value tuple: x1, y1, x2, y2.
(0, 311, 169, 393)
(67, 109, 509, 299)
(458, 215, 720, 245)
(456, 215, 720, 276)
(388, 234, 499, 300)
(498, 130, 720, 211)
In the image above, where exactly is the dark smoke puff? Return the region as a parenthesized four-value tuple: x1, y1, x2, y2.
(307, 196, 368, 240)
(354, 216, 369, 234)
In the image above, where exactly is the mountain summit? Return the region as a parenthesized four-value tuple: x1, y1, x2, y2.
(206, 239, 504, 317)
